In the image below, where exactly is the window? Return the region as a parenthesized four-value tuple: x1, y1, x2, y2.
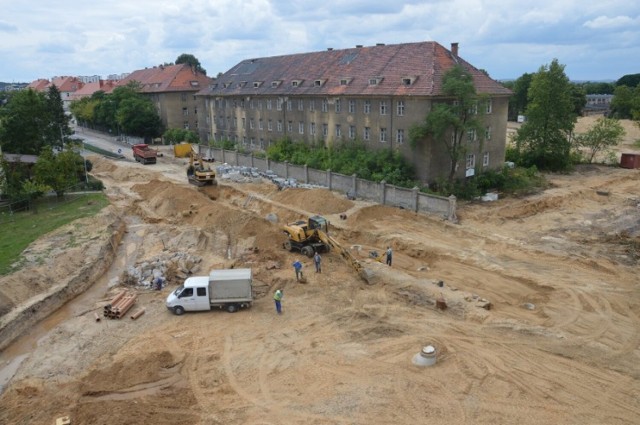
(194, 107, 198, 115)
(242, 137, 247, 146)
(469, 101, 478, 115)
(292, 80, 299, 87)
(483, 152, 490, 167)
(335, 99, 341, 113)
(314, 79, 325, 87)
(348, 100, 355, 113)
(364, 100, 371, 114)
(380, 127, 387, 142)
(182, 107, 188, 116)
(380, 101, 387, 115)
(322, 123, 328, 137)
(287, 100, 292, 111)
(364, 127, 370, 141)
(299, 121, 304, 134)
(259, 119, 263, 130)
(181, 93, 187, 102)
(397, 100, 405, 116)
(277, 120, 283, 132)
(486, 98, 492, 114)
(485, 126, 492, 141)
(335, 124, 341, 137)
(321, 99, 328, 112)
(250, 100, 254, 109)
(466, 154, 476, 169)
(298, 99, 304, 111)
(396, 129, 405, 144)
(309, 100, 315, 111)
(197, 287, 206, 296)
(242, 118, 246, 129)
(183, 121, 189, 130)
(267, 99, 272, 110)
(287, 121, 293, 132)
(233, 117, 237, 128)
(310, 122, 316, 135)
(180, 287, 193, 297)
(276, 99, 282, 111)
(467, 128, 476, 142)
(268, 119, 273, 131)
(349, 125, 356, 140)
(253, 81, 262, 88)
(249, 118, 255, 130)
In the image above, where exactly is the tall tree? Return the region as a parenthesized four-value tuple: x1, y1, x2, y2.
(409, 65, 486, 182)
(33, 147, 83, 197)
(175, 53, 207, 75)
(616, 73, 640, 88)
(507, 73, 533, 121)
(45, 85, 72, 150)
(610, 84, 640, 120)
(116, 96, 163, 140)
(514, 59, 576, 171)
(0, 89, 48, 154)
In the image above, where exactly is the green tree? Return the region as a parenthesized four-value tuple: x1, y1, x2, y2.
(575, 117, 625, 163)
(616, 73, 640, 88)
(116, 96, 163, 140)
(20, 179, 50, 213)
(506, 73, 533, 121)
(163, 128, 200, 144)
(569, 84, 587, 116)
(610, 84, 640, 120)
(580, 81, 615, 95)
(33, 147, 83, 197)
(0, 154, 32, 200)
(45, 85, 72, 150)
(409, 65, 486, 182)
(176, 53, 207, 75)
(0, 89, 48, 154)
(513, 59, 576, 171)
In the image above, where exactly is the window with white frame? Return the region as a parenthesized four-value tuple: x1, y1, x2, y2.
(298, 99, 304, 111)
(267, 99, 272, 110)
(466, 154, 475, 169)
(268, 119, 273, 131)
(396, 129, 405, 144)
(249, 118, 254, 130)
(467, 128, 476, 142)
(287, 100, 292, 111)
(335, 99, 341, 113)
(276, 99, 282, 111)
(485, 126, 492, 141)
(259, 119, 263, 130)
(335, 124, 341, 137)
(364, 100, 371, 114)
(348, 99, 355, 113)
(277, 120, 283, 132)
(258, 100, 263, 109)
(321, 99, 328, 112)
(242, 117, 246, 129)
(250, 99, 254, 109)
(299, 121, 304, 134)
(322, 123, 328, 137)
(397, 100, 405, 116)
(309, 99, 315, 111)
(380, 127, 387, 142)
(287, 121, 293, 132)
(183, 121, 189, 129)
(364, 126, 370, 140)
(483, 152, 490, 166)
(486, 98, 492, 114)
(182, 107, 188, 116)
(310, 122, 316, 135)
(349, 125, 356, 140)
(380, 100, 387, 115)
(469, 101, 478, 115)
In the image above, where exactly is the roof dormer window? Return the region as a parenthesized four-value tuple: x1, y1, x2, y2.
(402, 76, 417, 86)
(271, 80, 282, 88)
(253, 81, 263, 88)
(314, 79, 326, 87)
(339, 77, 353, 86)
(369, 77, 383, 86)
(291, 79, 304, 87)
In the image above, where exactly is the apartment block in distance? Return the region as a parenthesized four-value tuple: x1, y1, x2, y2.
(201, 41, 511, 183)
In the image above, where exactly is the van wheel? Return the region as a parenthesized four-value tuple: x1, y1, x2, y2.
(173, 306, 185, 315)
(227, 304, 238, 313)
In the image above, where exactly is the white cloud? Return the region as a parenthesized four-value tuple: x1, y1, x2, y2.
(583, 15, 638, 29)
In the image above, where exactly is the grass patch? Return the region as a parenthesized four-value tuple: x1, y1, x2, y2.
(0, 193, 109, 275)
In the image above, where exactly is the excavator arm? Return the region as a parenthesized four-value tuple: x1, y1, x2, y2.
(315, 230, 366, 280)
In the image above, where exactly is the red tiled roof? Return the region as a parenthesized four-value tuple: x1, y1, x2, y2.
(69, 80, 117, 101)
(50, 76, 83, 93)
(26, 79, 50, 92)
(117, 63, 213, 93)
(206, 41, 511, 98)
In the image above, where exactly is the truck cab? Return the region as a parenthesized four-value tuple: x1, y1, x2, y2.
(166, 276, 211, 314)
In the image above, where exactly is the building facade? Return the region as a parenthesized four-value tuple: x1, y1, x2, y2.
(200, 41, 511, 183)
(117, 64, 213, 135)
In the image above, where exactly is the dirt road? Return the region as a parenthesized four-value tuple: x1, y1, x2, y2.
(1, 121, 639, 424)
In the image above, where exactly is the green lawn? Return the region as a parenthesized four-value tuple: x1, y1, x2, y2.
(0, 193, 109, 275)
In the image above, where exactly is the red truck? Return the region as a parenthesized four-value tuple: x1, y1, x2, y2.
(132, 144, 157, 164)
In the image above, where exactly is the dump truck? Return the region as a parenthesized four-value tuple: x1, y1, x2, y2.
(132, 143, 157, 164)
(166, 268, 253, 315)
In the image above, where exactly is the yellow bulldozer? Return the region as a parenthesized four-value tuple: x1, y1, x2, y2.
(282, 215, 366, 280)
(187, 150, 217, 186)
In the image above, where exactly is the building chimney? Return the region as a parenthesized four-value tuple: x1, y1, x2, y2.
(451, 42, 459, 56)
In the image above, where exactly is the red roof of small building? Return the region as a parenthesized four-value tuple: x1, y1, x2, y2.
(117, 63, 212, 93)
(205, 41, 510, 98)
(69, 80, 117, 101)
(26, 79, 50, 92)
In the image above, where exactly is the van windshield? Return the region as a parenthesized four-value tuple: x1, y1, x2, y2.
(173, 286, 184, 296)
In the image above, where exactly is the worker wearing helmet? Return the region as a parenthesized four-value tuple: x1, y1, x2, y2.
(273, 289, 283, 314)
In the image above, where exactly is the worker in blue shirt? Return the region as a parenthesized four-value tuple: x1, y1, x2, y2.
(293, 260, 303, 281)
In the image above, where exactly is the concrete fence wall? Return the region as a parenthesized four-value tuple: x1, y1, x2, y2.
(203, 145, 456, 221)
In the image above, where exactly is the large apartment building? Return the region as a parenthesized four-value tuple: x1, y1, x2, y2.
(201, 41, 511, 183)
(118, 64, 213, 134)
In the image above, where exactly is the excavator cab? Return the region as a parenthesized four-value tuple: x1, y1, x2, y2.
(308, 215, 329, 233)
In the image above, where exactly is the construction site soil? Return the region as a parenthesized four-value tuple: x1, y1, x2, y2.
(0, 117, 639, 424)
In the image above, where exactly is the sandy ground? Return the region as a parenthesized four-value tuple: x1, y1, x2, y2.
(0, 119, 639, 424)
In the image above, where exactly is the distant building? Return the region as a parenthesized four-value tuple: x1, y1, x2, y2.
(200, 41, 511, 183)
(68, 79, 118, 102)
(26, 76, 83, 111)
(117, 64, 213, 136)
(584, 94, 613, 116)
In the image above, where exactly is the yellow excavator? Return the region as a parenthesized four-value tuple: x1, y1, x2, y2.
(282, 215, 366, 280)
(187, 150, 216, 186)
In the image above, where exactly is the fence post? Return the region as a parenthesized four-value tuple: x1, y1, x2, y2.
(250, 153, 254, 168)
(448, 195, 457, 222)
(413, 186, 419, 212)
(327, 169, 332, 190)
(352, 174, 357, 197)
(304, 164, 309, 184)
(285, 161, 289, 178)
(267, 157, 271, 171)
(380, 180, 387, 205)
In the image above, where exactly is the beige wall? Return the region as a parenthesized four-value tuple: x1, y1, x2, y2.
(148, 91, 202, 133)
(204, 94, 509, 184)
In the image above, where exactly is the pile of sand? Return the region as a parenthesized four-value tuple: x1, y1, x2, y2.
(271, 188, 354, 215)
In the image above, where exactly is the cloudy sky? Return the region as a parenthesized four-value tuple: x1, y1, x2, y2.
(1, 0, 638, 83)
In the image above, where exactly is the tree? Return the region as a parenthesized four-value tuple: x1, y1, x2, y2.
(610, 84, 640, 120)
(616, 73, 640, 88)
(116, 96, 163, 140)
(506, 73, 533, 121)
(409, 65, 486, 182)
(0, 89, 48, 154)
(176, 53, 207, 75)
(575, 117, 625, 163)
(45, 85, 72, 150)
(513, 59, 576, 171)
(162, 128, 200, 144)
(33, 147, 83, 197)
(569, 84, 587, 116)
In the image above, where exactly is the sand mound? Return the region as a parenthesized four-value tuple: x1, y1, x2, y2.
(272, 188, 354, 215)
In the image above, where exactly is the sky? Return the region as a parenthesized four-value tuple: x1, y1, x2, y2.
(0, 0, 638, 83)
